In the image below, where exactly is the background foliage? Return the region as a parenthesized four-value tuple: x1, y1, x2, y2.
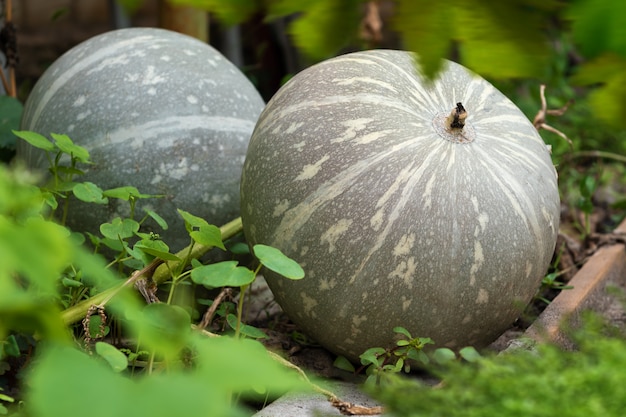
(147, 0, 626, 129)
(371, 314, 626, 417)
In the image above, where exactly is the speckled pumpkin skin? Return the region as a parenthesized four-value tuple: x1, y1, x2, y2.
(241, 50, 560, 362)
(18, 28, 264, 250)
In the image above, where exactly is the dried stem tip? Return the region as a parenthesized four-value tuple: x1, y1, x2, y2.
(446, 102, 467, 130)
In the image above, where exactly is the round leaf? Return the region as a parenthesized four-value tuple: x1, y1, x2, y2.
(136, 303, 191, 357)
(100, 217, 139, 240)
(226, 314, 267, 339)
(459, 346, 482, 363)
(333, 355, 356, 373)
(433, 347, 457, 365)
(102, 186, 141, 200)
(95, 342, 128, 372)
(73, 182, 108, 204)
(135, 239, 180, 261)
(103, 186, 160, 200)
(253, 244, 304, 280)
(191, 261, 255, 289)
(228, 242, 250, 255)
(87, 315, 110, 339)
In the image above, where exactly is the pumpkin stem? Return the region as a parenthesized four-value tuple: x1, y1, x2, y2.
(446, 102, 467, 130)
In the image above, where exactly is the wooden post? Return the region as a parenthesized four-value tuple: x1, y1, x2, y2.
(159, 1, 209, 42)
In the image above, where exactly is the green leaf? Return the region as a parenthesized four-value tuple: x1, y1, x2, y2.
(191, 261, 255, 288)
(27, 346, 126, 417)
(12, 130, 55, 152)
(433, 348, 457, 364)
(392, 0, 451, 79)
(393, 357, 405, 372)
(72, 182, 108, 204)
(579, 175, 597, 198)
(51, 133, 90, 163)
(42, 191, 58, 210)
(61, 277, 83, 288)
(289, 0, 362, 60)
(407, 348, 430, 365)
(95, 342, 128, 373)
(135, 303, 191, 357)
(103, 186, 160, 200)
(102, 186, 140, 200)
(2, 335, 20, 357)
(101, 237, 124, 252)
(167, 0, 258, 25)
(570, 54, 626, 128)
(143, 208, 168, 230)
(265, 0, 315, 20)
(87, 314, 110, 339)
(135, 240, 181, 261)
(190, 225, 225, 250)
(54, 166, 85, 177)
(567, 0, 626, 59)
(333, 355, 356, 373)
(50, 181, 77, 194)
(1, 216, 72, 301)
(570, 53, 626, 85)
(193, 335, 307, 394)
(226, 314, 267, 339)
(542, 272, 559, 285)
(393, 326, 412, 339)
(178, 210, 225, 249)
(454, 0, 551, 79)
(0, 98, 23, 148)
(116, 0, 144, 14)
(27, 343, 234, 417)
(253, 244, 304, 280)
(100, 217, 140, 240)
(459, 346, 481, 362)
(228, 241, 250, 255)
(417, 337, 435, 348)
(360, 347, 385, 367)
(177, 208, 209, 229)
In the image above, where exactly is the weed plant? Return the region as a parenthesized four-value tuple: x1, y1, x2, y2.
(370, 313, 626, 417)
(0, 132, 309, 416)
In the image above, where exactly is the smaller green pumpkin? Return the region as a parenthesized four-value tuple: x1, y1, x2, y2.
(18, 28, 264, 250)
(241, 49, 560, 362)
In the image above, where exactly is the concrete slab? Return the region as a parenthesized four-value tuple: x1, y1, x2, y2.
(253, 381, 387, 417)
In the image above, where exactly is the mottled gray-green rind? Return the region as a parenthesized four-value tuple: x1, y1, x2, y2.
(18, 28, 264, 250)
(241, 50, 559, 362)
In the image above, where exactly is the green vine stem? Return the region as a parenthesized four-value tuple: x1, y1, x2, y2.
(61, 216, 244, 325)
(234, 263, 263, 338)
(563, 150, 626, 165)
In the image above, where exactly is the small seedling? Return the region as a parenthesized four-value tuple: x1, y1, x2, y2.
(576, 174, 598, 239)
(535, 244, 573, 305)
(334, 327, 480, 387)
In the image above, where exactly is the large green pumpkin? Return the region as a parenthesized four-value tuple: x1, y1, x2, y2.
(241, 50, 560, 361)
(18, 28, 264, 250)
